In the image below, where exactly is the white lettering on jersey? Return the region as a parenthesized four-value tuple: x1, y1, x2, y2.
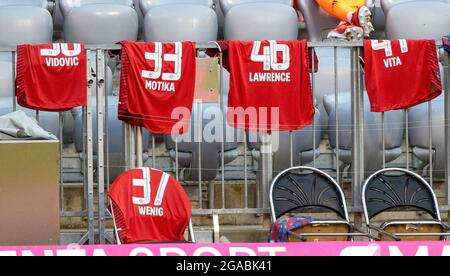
(137, 206, 164, 217)
(41, 43, 82, 67)
(132, 168, 169, 216)
(371, 40, 408, 69)
(132, 167, 151, 205)
(142, 42, 182, 92)
(249, 72, 291, 82)
(145, 80, 175, 92)
(249, 41, 291, 82)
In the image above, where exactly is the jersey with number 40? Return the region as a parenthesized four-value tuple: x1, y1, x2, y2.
(227, 40, 314, 131)
(108, 168, 192, 243)
(364, 39, 442, 112)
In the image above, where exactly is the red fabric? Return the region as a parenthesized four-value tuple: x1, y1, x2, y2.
(119, 41, 196, 134)
(364, 39, 442, 112)
(206, 40, 319, 73)
(108, 168, 192, 244)
(227, 40, 314, 131)
(16, 43, 87, 111)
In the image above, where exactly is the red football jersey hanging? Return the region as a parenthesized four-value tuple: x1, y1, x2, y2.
(119, 41, 196, 134)
(364, 39, 442, 112)
(227, 40, 314, 131)
(16, 43, 87, 111)
(108, 167, 192, 243)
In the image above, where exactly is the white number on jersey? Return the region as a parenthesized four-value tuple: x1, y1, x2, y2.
(132, 168, 170, 206)
(40, 43, 82, 57)
(251, 40, 290, 71)
(370, 40, 408, 57)
(142, 42, 182, 81)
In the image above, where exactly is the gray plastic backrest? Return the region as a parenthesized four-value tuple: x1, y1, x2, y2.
(140, 0, 213, 14)
(142, 2, 217, 42)
(297, 0, 339, 42)
(271, 167, 348, 220)
(220, 0, 292, 14)
(224, 2, 298, 40)
(0, 0, 48, 8)
(60, 0, 134, 17)
(381, 0, 450, 12)
(363, 169, 440, 220)
(382, 0, 450, 40)
(408, 93, 445, 178)
(164, 102, 239, 181)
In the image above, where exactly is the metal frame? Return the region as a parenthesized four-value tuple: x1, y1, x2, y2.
(362, 167, 449, 241)
(1, 40, 449, 244)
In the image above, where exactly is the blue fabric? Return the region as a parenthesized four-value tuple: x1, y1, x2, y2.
(268, 215, 315, 242)
(444, 36, 450, 52)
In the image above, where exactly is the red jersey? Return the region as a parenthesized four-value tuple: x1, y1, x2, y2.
(364, 39, 442, 112)
(108, 168, 192, 243)
(227, 40, 314, 131)
(16, 43, 87, 112)
(119, 41, 196, 134)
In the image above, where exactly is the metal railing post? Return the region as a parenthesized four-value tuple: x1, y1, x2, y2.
(351, 46, 365, 208)
(96, 49, 106, 244)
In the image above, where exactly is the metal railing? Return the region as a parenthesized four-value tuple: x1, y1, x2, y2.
(0, 40, 449, 244)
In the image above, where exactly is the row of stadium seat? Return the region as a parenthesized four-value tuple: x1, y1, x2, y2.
(0, 0, 449, 182)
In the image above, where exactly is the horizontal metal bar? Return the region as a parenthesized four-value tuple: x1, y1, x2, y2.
(192, 208, 270, 216)
(392, 233, 450, 236)
(289, 233, 372, 237)
(0, 41, 443, 53)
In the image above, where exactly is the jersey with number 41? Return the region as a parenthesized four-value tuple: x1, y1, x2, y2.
(227, 40, 314, 131)
(108, 168, 192, 243)
(364, 39, 442, 112)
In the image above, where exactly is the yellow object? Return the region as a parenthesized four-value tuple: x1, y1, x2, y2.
(315, 0, 365, 22)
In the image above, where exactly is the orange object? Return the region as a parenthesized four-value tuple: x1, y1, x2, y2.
(315, 0, 365, 22)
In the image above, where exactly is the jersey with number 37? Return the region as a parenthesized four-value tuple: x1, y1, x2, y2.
(119, 41, 196, 134)
(227, 40, 314, 131)
(364, 39, 442, 112)
(108, 168, 192, 243)
(16, 43, 87, 111)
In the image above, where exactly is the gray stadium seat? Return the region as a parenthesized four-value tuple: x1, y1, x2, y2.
(0, 57, 12, 98)
(381, 0, 450, 40)
(297, 0, 338, 42)
(60, 0, 138, 44)
(408, 94, 445, 178)
(323, 92, 404, 176)
(222, 0, 323, 180)
(0, 0, 53, 47)
(312, 47, 351, 132)
(0, 97, 67, 139)
(297, 0, 385, 42)
(73, 96, 150, 182)
(248, 108, 322, 176)
(164, 102, 239, 181)
(139, 0, 218, 42)
(220, 0, 298, 40)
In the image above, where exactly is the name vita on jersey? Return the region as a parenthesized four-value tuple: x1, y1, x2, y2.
(45, 57, 79, 67)
(384, 56, 402, 68)
(249, 72, 291, 82)
(145, 80, 175, 92)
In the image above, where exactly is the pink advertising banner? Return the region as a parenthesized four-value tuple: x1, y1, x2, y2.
(0, 242, 449, 256)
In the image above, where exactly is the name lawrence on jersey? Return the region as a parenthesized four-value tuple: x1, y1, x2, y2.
(145, 80, 175, 92)
(249, 72, 291, 82)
